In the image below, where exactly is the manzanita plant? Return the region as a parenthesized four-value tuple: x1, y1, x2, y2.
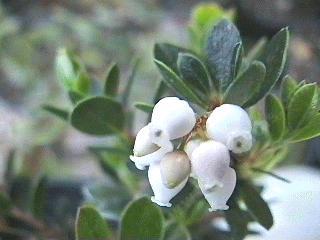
(38, 4, 320, 240)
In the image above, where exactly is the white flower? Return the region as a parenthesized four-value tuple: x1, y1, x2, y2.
(151, 97, 196, 140)
(184, 138, 202, 178)
(148, 162, 187, 207)
(206, 104, 252, 154)
(160, 151, 191, 189)
(199, 167, 236, 211)
(191, 140, 230, 191)
(130, 124, 173, 170)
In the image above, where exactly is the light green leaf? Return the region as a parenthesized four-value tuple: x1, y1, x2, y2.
(177, 53, 211, 94)
(75, 205, 111, 240)
(265, 94, 286, 141)
(281, 75, 298, 110)
(154, 43, 188, 73)
(206, 19, 241, 92)
(71, 96, 124, 135)
(120, 197, 164, 240)
(240, 181, 273, 230)
(245, 28, 289, 106)
(290, 113, 320, 142)
(42, 104, 69, 121)
(287, 83, 318, 130)
(224, 61, 266, 106)
(154, 59, 206, 107)
(134, 102, 154, 113)
(104, 63, 120, 97)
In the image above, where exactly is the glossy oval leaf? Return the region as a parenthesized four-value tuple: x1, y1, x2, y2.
(281, 75, 298, 110)
(120, 197, 164, 240)
(76, 205, 111, 240)
(154, 59, 206, 107)
(104, 63, 120, 97)
(245, 28, 289, 106)
(177, 53, 211, 93)
(287, 83, 318, 130)
(240, 181, 273, 230)
(71, 96, 124, 135)
(290, 113, 320, 142)
(265, 94, 286, 141)
(206, 19, 241, 92)
(224, 61, 266, 106)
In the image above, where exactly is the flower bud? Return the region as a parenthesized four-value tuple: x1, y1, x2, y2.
(148, 162, 187, 207)
(184, 138, 202, 178)
(206, 104, 252, 154)
(133, 125, 159, 157)
(199, 167, 236, 211)
(160, 151, 191, 189)
(151, 97, 196, 140)
(191, 140, 230, 190)
(130, 124, 173, 170)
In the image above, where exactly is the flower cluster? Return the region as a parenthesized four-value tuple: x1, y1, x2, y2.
(130, 97, 253, 211)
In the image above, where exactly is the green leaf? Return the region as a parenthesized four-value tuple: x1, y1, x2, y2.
(153, 81, 168, 103)
(69, 90, 85, 104)
(154, 59, 206, 107)
(206, 19, 241, 92)
(42, 104, 69, 121)
(76, 205, 111, 240)
(265, 94, 286, 140)
(224, 61, 266, 106)
(71, 96, 124, 135)
(122, 58, 140, 106)
(287, 83, 318, 130)
(154, 43, 188, 73)
(290, 113, 320, 142)
(245, 28, 289, 106)
(31, 176, 48, 219)
(225, 198, 249, 240)
(120, 197, 164, 240)
(104, 63, 120, 97)
(246, 37, 267, 62)
(281, 75, 298, 110)
(240, 181, 273, 230)
(232, 42, 244, 79)
(251, 168, 290, 183)
(177, 53, 211, 94)
(134, 102, 154, 113)
(0, 192, 13, 214)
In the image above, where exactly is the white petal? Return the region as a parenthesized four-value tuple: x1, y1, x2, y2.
(184, 139, 203, 178)
(148, 162, 187, 207)
(151, 97, 196, 140)
(226, 130, 252, 154)
(199, 167, 236, 211)
(133, 125, 159, 157)
(191, 140, 230, 190)
(206, 104, 252, 153)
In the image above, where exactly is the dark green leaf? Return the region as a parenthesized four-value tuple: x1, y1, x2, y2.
(206, 19, 241, 92)
(240, 181, 273, 230)
(154, 43, 188, 73)
(287, 83, 318, 130)
(134, 102, 154, 113)
(246, 37, 267, 62)
(154, 59, 206, 107)
(69, 90, 85, 104)
(225, 198, 249, 240)
(177, 53, 211, 93)
(0, 192, 13, 214)
(4, 149, 15, 187)
(245, 28, 289, 106)
(163, 222, 191, 240)
(104, 63, 120, 97)
(232, 42, 243, 79)
(265, 94, 286, 140)
(224, 61, 266, 106)
(42, 104, 69, 121)
(32, 176, 48, 219)
(71, 96, 124, 135)
(290, 113, 320, 142)
(281, 75, 298, 110)
(120, 197, 164, 240)
(76, 205, 111, 240)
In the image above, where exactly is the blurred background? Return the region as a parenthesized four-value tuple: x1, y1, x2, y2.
(0, 0, 320, 239)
